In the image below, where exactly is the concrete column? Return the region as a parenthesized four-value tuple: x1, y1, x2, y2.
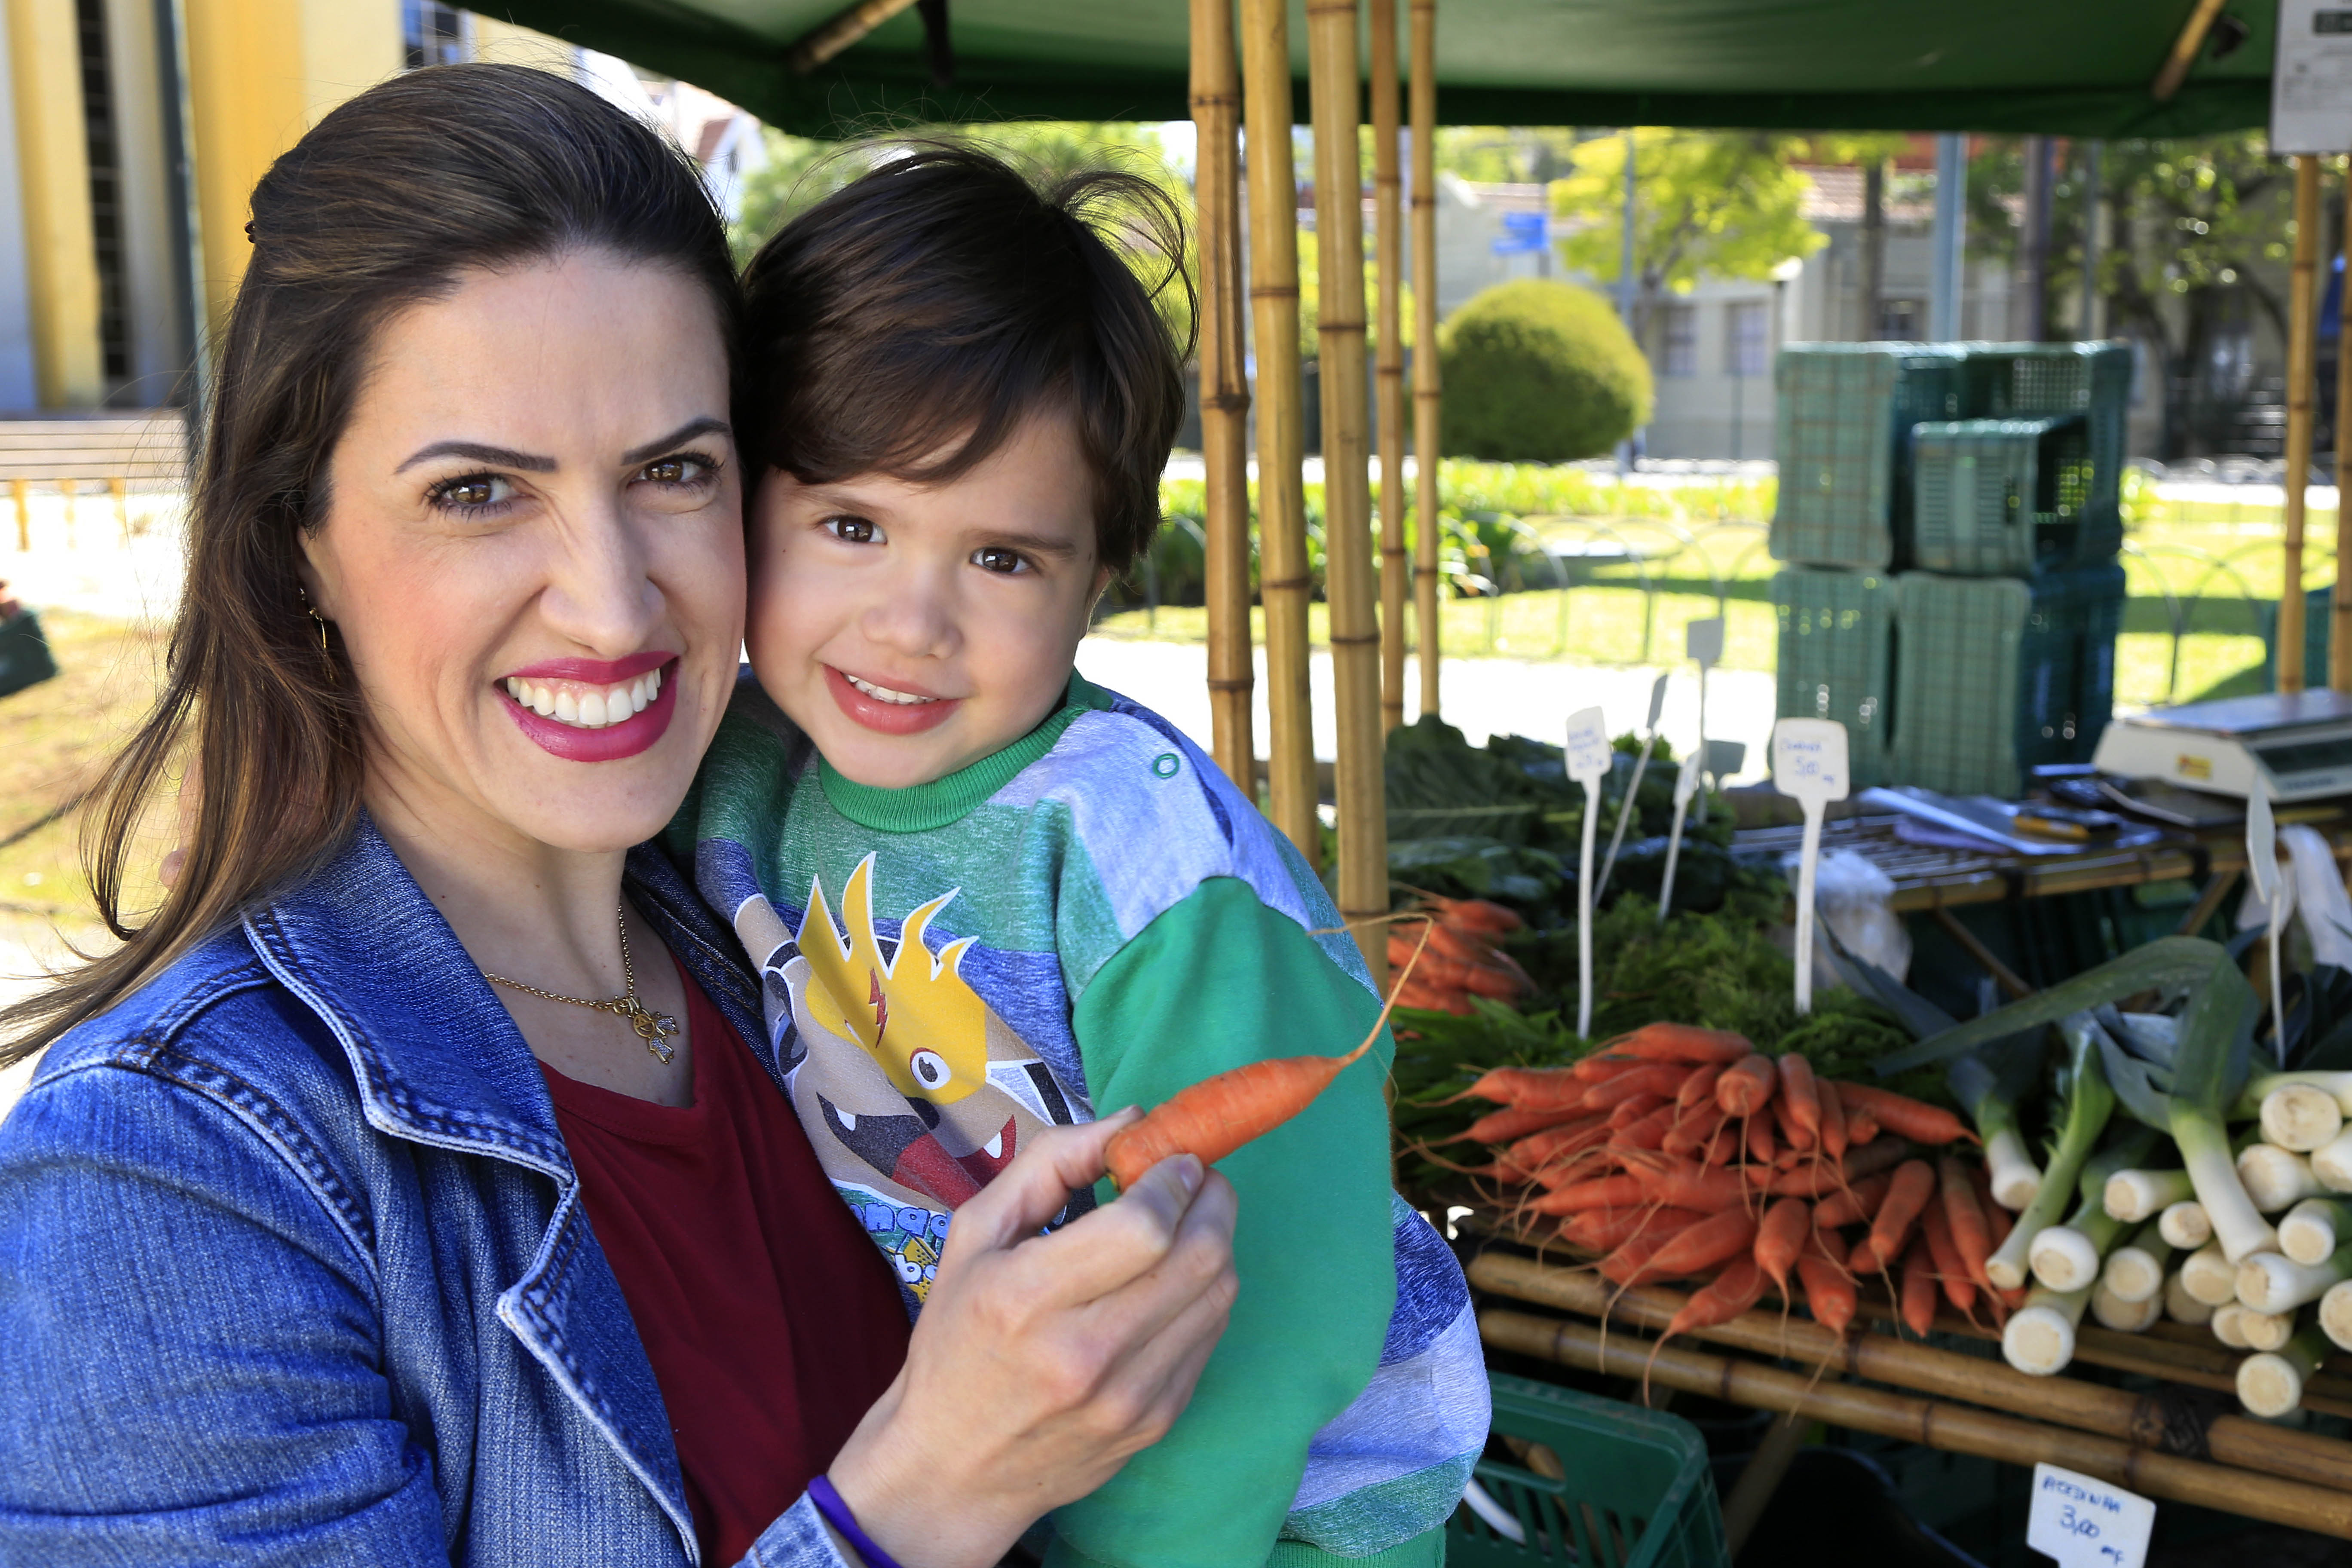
(7, 0, 106, 407)
(0, 9, 40, 409)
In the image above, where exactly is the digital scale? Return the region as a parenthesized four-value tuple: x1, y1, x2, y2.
(2091, 689, 2352, 802)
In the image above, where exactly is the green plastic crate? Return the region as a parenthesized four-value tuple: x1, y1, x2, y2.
(1956, 341, 2132, 553)
(1771, 343, 1967, 569)
(1450, 1375, 1728, 1568)
(1773, 566, 1896, 786)
(1892, 564, 2125, 796)
(1911, 416, 2096, 575)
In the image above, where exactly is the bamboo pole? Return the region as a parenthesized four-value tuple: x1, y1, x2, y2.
(1238, 0, 1319, 864)
(1408, 0, 1441, 718)
(2151, 0, 2229, 102)
(2282, 154, 2322, 694)
(1191, 0, 1256, 784)
(1306, 0, 1388, 983)
(787, 0, 923, 72)
(2336, 158, 2352, 692)
(1371, 0, 1406, 732)
(1473, 1255, 2352, 1496)
(1481, 1311, 2352, 1540)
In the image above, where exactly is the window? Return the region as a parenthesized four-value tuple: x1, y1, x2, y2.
(1660, 303, 1697, 378)
(403, 0, 467, 69)
(1726, 301, 1769, 378)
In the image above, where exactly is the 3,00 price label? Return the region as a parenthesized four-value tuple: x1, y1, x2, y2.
(2026, 1464, 2154, 1568)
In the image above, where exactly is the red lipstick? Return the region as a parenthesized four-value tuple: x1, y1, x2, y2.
(500, 657, 680, 762)
(824, 665, 961, 735)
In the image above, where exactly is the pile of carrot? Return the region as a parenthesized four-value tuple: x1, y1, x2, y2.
(1455, 1023, 2008, 1347)
(1387, 897, 1533, 1015)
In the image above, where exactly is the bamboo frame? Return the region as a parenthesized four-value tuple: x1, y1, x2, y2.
(1306, 0, 1388, 983)
(1238, 0, 1319, 864)
(2282, 154, 2322, 693)
(1482, 1310, 2352, 1540)
(2152, 0, 2229, 102)
(2336, 158, 2352, 692)
(1472, 1256, 2352, 1496)
(1408, 0, 1441, 717)
(1371, 0, 1407, 732)
(786, 0, 923, 72)
(1191, 0, 1256, 784)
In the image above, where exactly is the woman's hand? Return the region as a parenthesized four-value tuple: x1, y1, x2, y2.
(824, 1109, 1238, 1568)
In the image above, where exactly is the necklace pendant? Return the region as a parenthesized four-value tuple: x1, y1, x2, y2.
(629, 1005, 681, 1066)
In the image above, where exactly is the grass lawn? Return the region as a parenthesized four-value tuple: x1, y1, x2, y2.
(0, 610, 169, 964)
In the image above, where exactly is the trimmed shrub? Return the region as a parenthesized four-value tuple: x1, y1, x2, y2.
(1439, 279, 1652, 461)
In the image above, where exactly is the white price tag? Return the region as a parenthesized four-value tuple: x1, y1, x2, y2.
(2273, 0, 2352, 154)
(1771, 718, 1850, 805)
(1672, 751, 1703, 806)
(2247, 787, 2280, 908)
(1565, 706, 1611, 785)
(2026, 1464, 2154, 1568)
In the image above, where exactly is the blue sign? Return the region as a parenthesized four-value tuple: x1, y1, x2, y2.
(1491, 210, 1551, 256)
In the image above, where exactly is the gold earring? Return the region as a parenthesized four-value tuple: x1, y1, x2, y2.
(297, 588, 333, 668)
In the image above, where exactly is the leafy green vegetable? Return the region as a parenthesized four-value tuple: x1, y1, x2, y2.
(1874, 937, 2232, 1075)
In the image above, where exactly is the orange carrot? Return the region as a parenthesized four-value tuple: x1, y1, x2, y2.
(1677, 1062, 1727, 1110)
(1769, 1088, 1809, 1155)
(1459, 1104, 1583, 1145)
(1523, 1174, 1646, 1215)
(1862, 1160, 1938, 1271)
(1899, 1237, 1939, 1337)
(1425, 895, 1522, 933)
(1462, 1066, 1577, 1105)
(1847, 1107, 1881, 1144)
(1416, 919, 1510, 969)
(1817, 1079, 1849, 1161)
(1745, 1113, 1777, 1166)
(1393, 985, 1473, 1016)
(1701, 1120, 1740, 1166)
(1663, 1105, 1731, 1158)
(1942, 1156, 1994, 1290)
(1647, 1257, 1770, 1396)
(1754, 1197, 1811, 1292)
(1626, 1208, 1760, 1284)
(1797, 1231, 1857, 1335)
(1105, 1032, 1373, 1190)
(1626, 1156, 1752, 1211)
(1393, 945, 1527, 1000)
(1813, 1170, 1895, 1228)
(1504, 1116, 1611, 1171)
(1562, 1205, 1709, 1252)
(1716, 1053, 1778, 1115)
(1831, 1083, 1976, 1146)
(1584, 1063, 1690, 1110)
(1777, 1054, 1822, 1146)
(1599, 1218, 1703, 1285)
(1605, 1091, 1672, 1130)
(1613, 1099, 1684, 1152)
(1920, 1188, 1975, 1315)
(1605, 1023, 1756, 1066)
(1572, 1052, 1643, 1082)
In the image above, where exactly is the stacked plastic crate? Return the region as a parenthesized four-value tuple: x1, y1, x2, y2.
(1770, 342, 2131, 798)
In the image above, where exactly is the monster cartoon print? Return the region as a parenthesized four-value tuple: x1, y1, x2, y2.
(728, 854, 1088, 1299)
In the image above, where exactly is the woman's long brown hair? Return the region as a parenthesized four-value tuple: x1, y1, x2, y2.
(1, 64, 739, 1063)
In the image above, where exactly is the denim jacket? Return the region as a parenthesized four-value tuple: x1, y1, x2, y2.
(0, 818, 855, 1567)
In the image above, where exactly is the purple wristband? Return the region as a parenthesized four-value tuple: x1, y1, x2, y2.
(807, 1474, 906, 1568)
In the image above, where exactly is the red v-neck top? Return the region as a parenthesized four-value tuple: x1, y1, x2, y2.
(542, 962, 911, 1564)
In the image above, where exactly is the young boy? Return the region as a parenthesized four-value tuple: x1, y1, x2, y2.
(681, 146, 1487, 1568)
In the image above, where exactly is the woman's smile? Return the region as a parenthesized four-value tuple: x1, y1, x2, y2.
(500, 652, 682, 761)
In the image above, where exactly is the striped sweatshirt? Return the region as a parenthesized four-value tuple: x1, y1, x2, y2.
(676, 672, 1487, 1568)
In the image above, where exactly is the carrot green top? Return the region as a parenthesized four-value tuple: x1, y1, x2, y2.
(675, 673, 1486, 1568)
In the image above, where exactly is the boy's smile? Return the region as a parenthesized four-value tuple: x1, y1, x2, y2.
(748, 412, 1114, 789)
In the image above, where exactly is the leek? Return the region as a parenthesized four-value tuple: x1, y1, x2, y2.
(2159, 1200, 2212, 1250)
(2237, 1241, 2352, 1313)
(2180, 1241, 2238, 1306)
(2257, 1082, 2345, 1152)
(2211, 1301, 2250, 1348)
(1984, 1015, 2115, 1292)
(2165, 1269, 2215, 1326)
(2320, 1278, 2352, 1351)
(2003, 1284, 2092, 1375)
(2091, 1280, 2161, 1332)
(1949, 1033, 2045, 1211)
(2028, 1127, 2159, 1292)
(2238, 1324, 2331, 1418)
(2239, 1143, 2327, 1213)
(2105, 1167, 2195, 1223)
(1875, 937, 2230, 1073)
(2101, 1228, 2174, 1304)
(2165, 954, 2278, 1262)
(2312, 1127, 2352, 1192)
(2240, 1306, 2296, 1353)
(2280, 1197, 2352, 1265)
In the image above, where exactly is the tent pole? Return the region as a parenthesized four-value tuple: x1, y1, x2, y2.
(2284, 154, 2321, 695)
(2152, 0, 2228, 102)
(1372, 0, 1407, 733)
(1307, 0, 1388, 983)
(2337, 156, 2352, 692)
(1191, 0, 1256, 785)
(1409, 0, 1441, 718)
(1238, 0, 1320, 864)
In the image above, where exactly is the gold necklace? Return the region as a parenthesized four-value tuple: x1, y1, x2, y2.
(482, 905, 681, 1065)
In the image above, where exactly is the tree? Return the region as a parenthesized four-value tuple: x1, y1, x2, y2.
(1434, 127, 1586, 185)
(1550, 130, 1825, 350)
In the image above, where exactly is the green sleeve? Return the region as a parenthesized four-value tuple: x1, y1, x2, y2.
(1050, 877, 1399, 1568)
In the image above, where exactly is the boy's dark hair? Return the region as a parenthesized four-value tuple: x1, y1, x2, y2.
(741, 143, 1194, 573)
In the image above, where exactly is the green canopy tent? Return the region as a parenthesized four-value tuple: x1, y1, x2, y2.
(493, 0, 2275, 137)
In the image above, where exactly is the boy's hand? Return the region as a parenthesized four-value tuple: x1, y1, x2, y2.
(824, 1107, 1238, 1568)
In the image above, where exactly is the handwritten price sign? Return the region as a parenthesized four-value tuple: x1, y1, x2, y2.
(2027, 1464, 2153, 1568)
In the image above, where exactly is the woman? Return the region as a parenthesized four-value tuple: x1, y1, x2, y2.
(0, 64, 1236, 1568)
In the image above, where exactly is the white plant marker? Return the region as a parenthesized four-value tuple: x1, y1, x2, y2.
(1596, 671, 1669, 902)
(2248, 787, 2286, 1066)
(1658, 751, 1703, 928)
(1686, 616, 1725, 826)
(1772, 717, 1850, 1018)
(1566, 704, 1612, 1039)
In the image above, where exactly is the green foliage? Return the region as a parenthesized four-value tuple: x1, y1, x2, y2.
(1433, 127, 1589, 185)
(1295, 226, 1417, 361)
(1438, 280, 1652, 461)
(1550, 129, 1825, 303)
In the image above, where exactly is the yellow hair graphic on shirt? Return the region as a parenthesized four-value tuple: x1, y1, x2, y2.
(795, 854, 989, 1105)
